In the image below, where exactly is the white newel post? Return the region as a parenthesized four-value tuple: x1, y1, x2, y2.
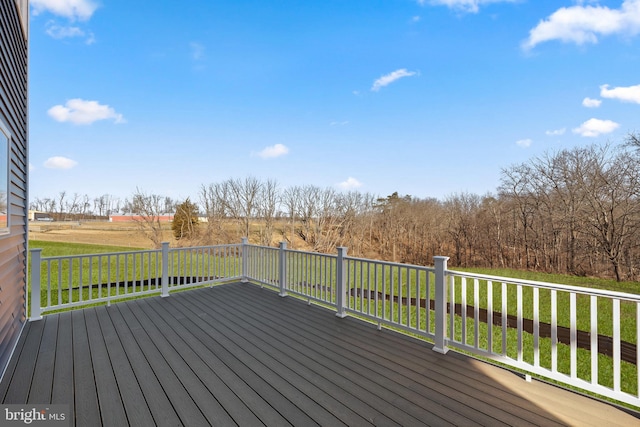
(241, 237, 249, 282)
(433, 256, 449, 354)
(30, 248, 43, 321)
(161, 242, 169, 298)
(335, 247, 348, 318)
(278, 241, 287, 297)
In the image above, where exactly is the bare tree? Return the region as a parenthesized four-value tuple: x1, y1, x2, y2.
(94, 194, 119, 217)
(129, 188, 173, 248)
(296, 185, 320, 245)
(225, 177, 262, 239)
(257, 179, 279, 246)
(282, 186, 301, 247)
(200, 182, 231, 244)
(577, 145, 640, 281)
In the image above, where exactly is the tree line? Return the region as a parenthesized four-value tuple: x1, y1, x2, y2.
(31, 136, 640, 281)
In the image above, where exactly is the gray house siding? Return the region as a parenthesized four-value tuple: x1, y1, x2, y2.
(0, 0, 28, 379)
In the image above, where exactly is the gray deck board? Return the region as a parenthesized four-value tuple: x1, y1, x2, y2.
(51, 312, 74, 421)
(4, 317, 43, 403)
(220, 285, 555, 426)
(157, 294, 323, 427)
(115, 302, 210, 426)
(94, 305, 156, 427)
(177, 287, 435, 426)
(133, 298, 266, 427)
(72, 310, 101, 427)
(212, 286, 499, 426)
(1, 282, 639, 427)
(105, 300, 183, 426)
(120, 299, 237, 426)
(84, 308, 129, 426)
(27, 314, 58, 404)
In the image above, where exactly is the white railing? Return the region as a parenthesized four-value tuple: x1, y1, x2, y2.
(444, 268, 640, 407)
(28, 240, 640, 407)
(30, 242, 243, 317)
(245, 244, 639, 407)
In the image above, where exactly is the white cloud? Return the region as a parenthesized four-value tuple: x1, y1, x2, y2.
(31, 0, 99, 21)
(545, 128, 566, 136)
(29, 163, 35, 172)
(45, 22, 84, 38)
(254, 144, 289, 159)
(371, 69, 418, 92)
(330, 121, 349, 126)
(190, 42, 205, 60)
(600, 83, 640, 103)
(338, 177, 363, 190)
(523, 0, 640, 50)
(44, 21, 95, 44)
(411, 16, 421, 23)
(419, 0, 517, 14)
(47, 99, 125, 125)
(44, 156, 78, 169)
(572, 118, 620, 137)
(516, 138, 532, 148)
(582, 97, 602, 108)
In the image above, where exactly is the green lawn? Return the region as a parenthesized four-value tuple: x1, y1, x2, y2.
(28, 240, 241, 311)
(29, 240, 146, 256)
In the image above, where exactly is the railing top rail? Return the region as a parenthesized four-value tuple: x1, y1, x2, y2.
(345, 255, 435, 272)
(283, 248, 336, 259)
(247, 244, 278, 250)
(33, 248, 162, 262)
(169, 243, 242, 251)
(447, 269, 640, 301)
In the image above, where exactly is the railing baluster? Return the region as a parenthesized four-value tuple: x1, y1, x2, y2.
(46, 260, 51, 309)
(613, 298, 621, 392)
(570, 292, 577, 379)
(425, 271, 430, 334)
(79, 257, 84, 303)
(590, 295, 598, 385)
(533, 287, 539, 367)
(551, 289, 557, 372)
(398, 267, 403, 324)
(502, 282, 507, 356)
(487, 281, 493, 354)
(461, 277, 467, 345)
(405, 267, 410, 327)
(57, 260, 62, 306)
(474, 278, 480, 348)
(517, 284, 523, 362)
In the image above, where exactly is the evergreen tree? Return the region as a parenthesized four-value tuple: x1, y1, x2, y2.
(172, 198, 200, 240)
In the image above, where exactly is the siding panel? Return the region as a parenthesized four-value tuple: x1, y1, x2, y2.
(0, 0, 28, 380)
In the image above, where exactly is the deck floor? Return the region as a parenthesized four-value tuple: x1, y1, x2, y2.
(0, 282, 638, 426)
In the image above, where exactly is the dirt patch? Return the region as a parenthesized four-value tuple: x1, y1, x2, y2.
(28, 221, 175, 249)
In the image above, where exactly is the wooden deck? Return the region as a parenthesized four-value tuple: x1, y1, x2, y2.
(0, 282, 638, 426)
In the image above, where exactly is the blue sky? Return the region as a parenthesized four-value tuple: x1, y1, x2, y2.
(28, 0, 640, 203)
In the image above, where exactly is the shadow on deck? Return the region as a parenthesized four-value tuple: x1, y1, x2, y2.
(1, 282, 638, 426)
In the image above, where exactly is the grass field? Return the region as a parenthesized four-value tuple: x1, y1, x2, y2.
(29, 239, 146, 256)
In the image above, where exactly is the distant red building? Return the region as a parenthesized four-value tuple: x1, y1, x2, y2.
(109, 215, 173, 222)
